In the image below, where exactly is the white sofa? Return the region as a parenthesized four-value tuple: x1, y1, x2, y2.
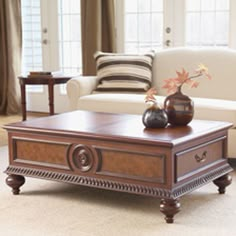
(66, 48, 236, 158)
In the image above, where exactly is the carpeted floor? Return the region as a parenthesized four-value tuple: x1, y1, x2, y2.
(0, 114, 21, 147)
(0, 145, 236, 236)
(0, 113, 47, 147)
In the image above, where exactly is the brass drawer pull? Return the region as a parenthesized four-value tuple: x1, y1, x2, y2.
(195, 151, 207, 163)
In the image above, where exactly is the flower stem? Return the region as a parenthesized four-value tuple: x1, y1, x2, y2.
(188, 72, 202, 80)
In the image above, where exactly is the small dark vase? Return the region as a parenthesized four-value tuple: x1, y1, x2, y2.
(142, 105, 168, 128)
(164, 86, 194, 126)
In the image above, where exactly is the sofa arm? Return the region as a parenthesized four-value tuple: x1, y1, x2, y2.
(66, 76, 98, 111)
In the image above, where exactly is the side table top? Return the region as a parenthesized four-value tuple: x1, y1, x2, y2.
(18, 74, 78, 84)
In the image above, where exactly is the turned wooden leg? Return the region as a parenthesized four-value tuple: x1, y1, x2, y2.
(160, 198, 181, 223)
(6, 175, 25, 195)
(213, 174, 232, 194)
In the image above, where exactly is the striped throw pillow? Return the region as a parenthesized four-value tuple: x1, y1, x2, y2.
(94, 51, 155, 93)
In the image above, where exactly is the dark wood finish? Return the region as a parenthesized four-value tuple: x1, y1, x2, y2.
(18, 75, 73, 121)
(176, 138, 224, 182)
(6, 174, 25, 195)
(160, 198, 181, 223)
(213, 174, 232, 194)
(3, 111, 233, 223)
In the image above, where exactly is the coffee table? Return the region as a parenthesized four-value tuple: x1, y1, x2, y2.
(4, 111, 233, 223)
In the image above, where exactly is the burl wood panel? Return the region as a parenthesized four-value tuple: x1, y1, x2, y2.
(97, 149, 165, 183)
(176, 138, 225, 181)
(14, 139, 69, 166)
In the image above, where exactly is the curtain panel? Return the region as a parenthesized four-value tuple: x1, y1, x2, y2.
(81, 0, 117, 75)
(0, 0, 22, 114)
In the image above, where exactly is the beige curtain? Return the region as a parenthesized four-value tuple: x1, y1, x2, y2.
(0, 0, 22, 114)
(81, 0, 117, 75)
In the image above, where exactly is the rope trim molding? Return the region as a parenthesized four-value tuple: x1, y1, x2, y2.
(5, 164, 233, 199)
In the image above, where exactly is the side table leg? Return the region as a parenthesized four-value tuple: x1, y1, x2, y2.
(213, 174, 232, 194)
(160, 198, 181, 223)
(6, 175, 25, 195)
(48, 81, 54, 115)
(19, 81, 27, 121)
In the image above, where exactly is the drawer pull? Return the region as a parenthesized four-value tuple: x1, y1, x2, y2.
(195, 151, 207, 163)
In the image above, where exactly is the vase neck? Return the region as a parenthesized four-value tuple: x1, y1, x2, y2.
(176, 86, 182, 93)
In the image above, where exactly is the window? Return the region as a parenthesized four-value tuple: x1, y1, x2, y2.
(21, 0, 43, 92)
(124, 0, 163, 53)
(58, 0, 81, 93)
(122, 0, 233, 52)
(21, 0, 43, 74)
(185, 0, 230, 47)
(58, 0, 82, 74)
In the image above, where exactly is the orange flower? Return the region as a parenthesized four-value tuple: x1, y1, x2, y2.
(145, 87, 157, 103)
(196, 64, 212, 80)
(176, 69, 189, 85)
(162, 78, 179, 94)
(162, 64, 211, 94)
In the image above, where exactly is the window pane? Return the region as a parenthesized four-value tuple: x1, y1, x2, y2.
(201, 0, 215, 11)
(124, 0, 163, 53)
(186, 0, 201, 11)
(58, 0, 81, 74)
(138, 0, 151, 13)
(125, 14, 138, 42)
(152, 13, 163, 44)
(138, 14, 151, 42)
(185, 0, 229, 47)
(216, 0, 229, 10)
(125, 0, 138, 13)
(21, 0, 43, 92)
(215, 12, 229, 45)
(201, 12, 215, 45)
(125, 43, 139, 53)
(58, 0, 82, 94)
(151, 0, 163, 12)
(186, 13, 201, 46)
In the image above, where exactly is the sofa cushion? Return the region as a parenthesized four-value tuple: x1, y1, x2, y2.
(77, 94, 236, 125)
(78, 93, 164, 114)
(94, 51, 155, 93)
(192, 97, 236, 125)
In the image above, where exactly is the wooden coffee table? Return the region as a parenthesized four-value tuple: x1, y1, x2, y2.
(4, 111, 233, 223)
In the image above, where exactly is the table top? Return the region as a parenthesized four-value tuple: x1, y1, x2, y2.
(18, 75, 78, 84)
(4, 111, 232, 147)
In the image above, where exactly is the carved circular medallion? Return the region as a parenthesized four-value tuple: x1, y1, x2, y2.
(71, 145, 94, 172)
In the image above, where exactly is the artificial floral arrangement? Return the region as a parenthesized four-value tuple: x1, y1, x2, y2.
(145, 87, 159, 105)
(162, 63, 212, 94)
(145, 64, 211, 104)
(143, 87, 168, 128)
(143, 64, 212, 127)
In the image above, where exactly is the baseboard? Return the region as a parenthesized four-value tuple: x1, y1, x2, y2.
(27, 111, 49, 116)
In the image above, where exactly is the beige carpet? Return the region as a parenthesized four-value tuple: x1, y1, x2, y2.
(0, 146, 236, 236)
(0, 113, 47, 147)
(0, 114, 21, 147)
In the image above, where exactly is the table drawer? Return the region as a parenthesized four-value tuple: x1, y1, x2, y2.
(95, 147, 166, 184)
(176, 138, 225, 182)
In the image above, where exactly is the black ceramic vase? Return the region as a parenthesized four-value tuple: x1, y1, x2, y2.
(164, 86, 194, 126)
(142, 105, 168, 128)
